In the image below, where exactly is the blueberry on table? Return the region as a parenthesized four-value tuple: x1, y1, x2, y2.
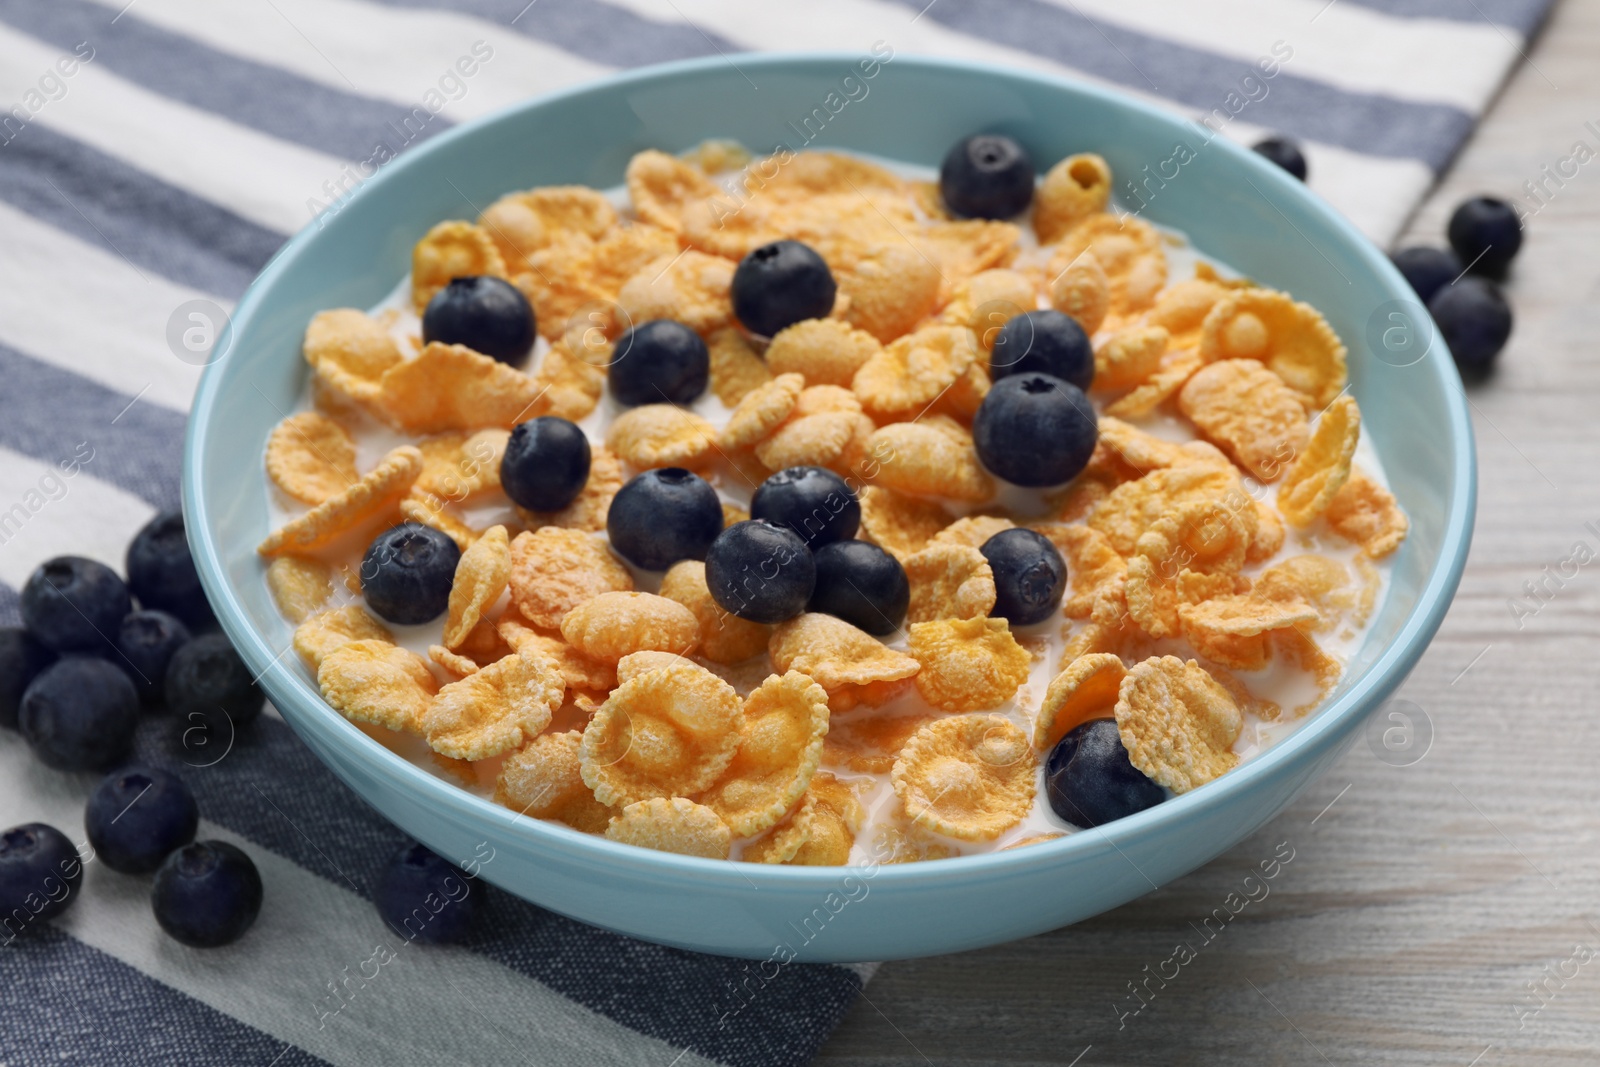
(21, 556, 131, 654)
(85, 766, 199, 875)
(126, 511, 214, 630)
(731, 240, 837, 338)
(1447, 196, 1523, 276)
(359, 522, 462, 625)
(115, 610, 191, 705)
(0, 823, 84, 929)
(151, 841, 263, 948)
(19, 657, 139, 772)
(606, 468, 723, 572)
(1045, 719, 1165, 829)
(750, 466, 861, 549)
(374, 841, 483, 945)
(939, 133, 1035, 219)
(989, 309, 1094, 391)
(705, 520, 817, 625)
(421, 275, 536, 366)
(980, 528, 1067, 626)
(608, 319, 710, 406)
(0, 628, 54, 731)
(1250, 135, 1308, 181)
(1429, 277, 1513, 377)
(165, 632, 265, 735)
(1390, 246, 1464, 305)
(973, 373, 1098, 487)
(807, 540, 909, 636)
(501, 416, 591, 512)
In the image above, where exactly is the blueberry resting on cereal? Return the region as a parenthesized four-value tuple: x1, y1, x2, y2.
(705, 520, 816, 625)
(421, 275, 536, 366)
(989, 308, 1094, 391)
(750, 466, 860, 549)
(731, 240, 836, 338)
(609, 319, 710, 406)
(972, 372, 1098, 487)
(980, 528, 1066, 626)
(808, 540, 909, 637)
(606, 468, 723, 571)
(360, 522, 462, 625)
(939, 133, 1035, 220)
(1045, 719, 1165, 829)
(501, 416, 591, 512)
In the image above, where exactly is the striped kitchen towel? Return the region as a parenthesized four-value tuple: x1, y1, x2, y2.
(0, 1, 1551, 1064)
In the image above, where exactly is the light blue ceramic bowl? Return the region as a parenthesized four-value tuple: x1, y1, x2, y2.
(184, 53, 1474, 962)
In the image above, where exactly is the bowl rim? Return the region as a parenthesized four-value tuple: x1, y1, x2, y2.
(185, 50, 1477, 892)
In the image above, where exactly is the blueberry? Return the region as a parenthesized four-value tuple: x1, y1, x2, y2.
(115, 610, 191, 705)
(21, 556, 131, 654)
(1045, 719, 1165, 829)
(989, 309, 1094, 390)
(1447, 196, 1523, 276)
(374, 841, 483, 945)
(0, 628, 54, 731)
(151, 841, 262, 948)
(0, 823, 84, 932)
(19, 657, 139, 772)
(360, 522, 461, 625)
(1390, 246, 1463, 305)
(973, 373, 1098, 487)
(807, 540, 909, 636)
(606, 468, 723, 571)
(421, 275, 536, 366)
(750, 467, 860, 549)
(166, 633, 264, 743)
(1250, 136, 1307, 181)
(731, 240, 837, 338)
(126, 512, 214, 630)
(608, 320, 709, 406)
(705, 520, 816, 624)
(85, 766, 199, 874)
(1429, 277, 1512, 377)
(501, 416, 591, 512)
(980, 528, 1066, 626)
(940, 133, 1035, 219)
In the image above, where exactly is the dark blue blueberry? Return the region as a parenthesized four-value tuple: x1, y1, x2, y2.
(1251, 136, 1307, 181)
(1045, 719, 1165, 829)
(1429, 277, 1512, 376)
(973, 373, 1098, 487)
(989, 309, 1093, 390)
(605, 468, 723, 572)
(705, 520, 816, 624)
(940, 133, 1034, 219)
(0, 823, 84, 932)
(1447, 196, 1522, 276)
(126, 512, 214, 631)
(501, 417, 591, 511)
(807, 540, 908, 636)
(0, 628, 54, 731)
(85, 766, 199, 875)
(750, 467, 860, 549)
(1390, 246, 1463, 305)
(421, 275, 536, 366)
(360, 523, 461, 625)
(151, 841, 263, 948)
(374, 842, 483, 945)
(731, 240, 837, 338)
(19, 657, 138, 772)
(166, 633, 264, 744)
(21, 556, 130, 654)
(608, 320, 709, 406)
(980, 528, 1066, 626)
(115, 610, 191, 705)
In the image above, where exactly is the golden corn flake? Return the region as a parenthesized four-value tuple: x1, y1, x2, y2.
(1178, 359, 1309, 482)
(398, 488, 478, 552)
(701, 671, 830, 837)
(766, 318, 883, 388)
(414, 428, 508, 502)
(531, 342, 605, 422)
(411, 221, 506, 312)
(1248, 497, 1287, 563)
(1094, 325, 1169, 392)
(319, 639, 438, 733)
(1095, 415, 1196, 475)
(762, 151, 910, 198)
(422, 650, 564, 760)
(719, 372, 803, 450)
(904, 543, 997, 624)
(823, 713, 937, 775)
(914, 219, 1020, 288)
(495, 730, 611, 833)
(508, 527, 634, 630)
(1271, 627, 1343, 716)
(617, 251, 735, 336)
(257, 445, 423, 557)
(1199, 289, 1347, 407)
(867, 420, 994, 503)
(1033, 653, 1126, 750)
(853, 325, 979, 421)
(741, 794, 817, 865)
(787, 771, 866, 866)
(659, 560, 771, 666)
(1056, 214, 1166, 315)
(1255, 554, 1350, 629)
(1034, 153, 1112, 244)
(933, 514, 1013, 549)
(580, 663, 742, 805)
(497, 621, 617, 692)
(377, 343, 546, 434)
(626, 149, 719, 231)
(941, 269, 1036, 355)
(1125, 500, 1250, 639)
(559, 591, 700, 665)
(1047, 251, 1110, 336)
(615, 650, 689, 685)
(265, 555, 333, 624)
(769, 612, 920, 691)
(605, 798, 732, 859)
(1177, 594, 1318, 639)
(1088, 461, 1252, 557)
(1324, 467, 1409, 558)
(1115, 655, 1241, 793)
(1103, 350, 1203, 420)
(1278, 394, 1360, 526)
(1146, 276, 1230, 347)
(909, 616, 1030, 711)
(515, 238, 608, 342)
(429, 644, 479, 678)
(304, 309, 403, 409)
(836, 243, 943, 343)
(444, 524, 511, 649)
(707, 327, 773, 406)
(1038, 523, 1125, 619)
(606, 404, 717, 470)
(859, 487, 949, 560)
(754, 411, 858, 471)
(292, 605, 393, 670)
(266, 411, 357, 505)
(891, 714, 1035, 841)
(1180, 618, 1270, 673)
(478, 194, 547, 274)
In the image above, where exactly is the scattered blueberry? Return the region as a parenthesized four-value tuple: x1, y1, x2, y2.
(115, 610, 191, 705)
(126, 512, 214, 631)
(19, 658, 138, 772)
(940, 133, 1035, 219)
(731, 240, 837, 338)
(359, 523, 462, 625)
(151, 841, 263, 948)
(980, 528, 1067, 626)
(20, 557, 131, 654)
(973, 373, 1098, 487)
(608, 320, 710, 406)
(1390, 246, 1464, 306)
(750, 467, 860, 549)
(705, 520, 816, 624)
(0, 628, 55, 731)
(374, 841, 482, 945)
(501, 416, 591, 512)
(0, 823, 84, 931)
(1045, 719, 1165, 829)
(166, 633, 265, 742)
(1251, 136, 1307, 182)
(1429, 277, 1513, 376)
(85, 766, 199, 875)
(606, 468, 723, 571)
(1447, 196, 1523, 276)
(989, 309, 1094, 390)
(421, 275, 536, 366)
(807, 540, 909, 636)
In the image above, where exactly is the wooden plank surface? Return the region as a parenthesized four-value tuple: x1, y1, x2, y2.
(818, 3, 1600, 1063)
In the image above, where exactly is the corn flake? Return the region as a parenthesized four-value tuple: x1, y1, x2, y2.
(293, 605, 393, 670)
(266, 412, 357, 505)
(497, 621, 617, 692)
(707, 327, 774, 405)
(411, 221, 506, 312)
(701, 671, 830, 836)
(867, 420, 994, 503)
(606, 404, 717, 470)
(605, 797, 732, 859)
(904, 543, 996, 623)
(581, 663, 742, 805)
(422, 649, 564, 760)
(559, 591, 700, 665)
(531, 342, 605, 422)
(495, 730, 611, 833)
(429, 644, 479, 678)
(508, 527, 634, 630)
(1115, 655, 1241, 793)
(1178, 359, 1309, 482)
(754, 411, 859, 471)
(786, 771, 866, 865)
(1034, 154, 1113, 243)
(1094, 325, 1169, 392)
(1047, 251, 1110, 336)
(377, 343, 546, 434)
(909, 616, 1030, 711)
(741, 794, 817, 864)
(319, 639, 438, 734)
(891, 714, 1035, 841)
(1177, 594, 1318, 638)
(258, 445, 423, 557)
(399, 488, 479, 552)
(859, 487, 949, 560)
(1278, 394, 1360, 526)
(659, 560, 771, 665)
(1088, 461, 1253, 557)
(1324, 467, 1408, 558)
(769, 613, 920, 693)
(1055, 214, 1166, 315)
(266, 556, 333, 624)
(1103, 350, 1203, 420)
(617, 251, 735, 336)
(1199, 289, 1347, 407)
(615, 650, 689, 685)
(933, 515, 1013, 549)
(1034, 653, 1126, 750)
(823, 713, 937, 775)
(719, 372, 803, 449)
(304, 309, 403, 410)
(763, 318, 878, 388)
(836, 244, 943, 343)
(626, 150, 719, 231)
(853, 325, 979, 421)
(444, 524, 511, 649)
